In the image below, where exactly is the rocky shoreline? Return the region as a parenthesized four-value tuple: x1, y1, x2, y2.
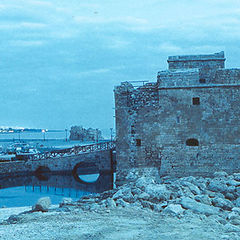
(1, 171, 240, 239)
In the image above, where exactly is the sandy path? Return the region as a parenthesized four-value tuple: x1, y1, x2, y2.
(0, 206, 239, 240)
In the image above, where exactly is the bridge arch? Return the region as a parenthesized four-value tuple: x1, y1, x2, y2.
(72, 161, 100, 184)
(35, 166, 51, 181)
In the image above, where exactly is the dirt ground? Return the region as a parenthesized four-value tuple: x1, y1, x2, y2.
(0, 205, 239, 240)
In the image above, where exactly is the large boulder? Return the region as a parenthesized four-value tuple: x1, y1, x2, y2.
(235, 197, 240, 207)
(226, 180, 240, 187)
(181, 181, 201, 195)
(59, 197, 73, 207)
(137, 192, 150, 201)
(140, 200, 154, 210)
(153, 202, 168, 212)
(180, 197, 219, 216)
(233, 173, 240, 182)
(235, 187, 240, 198)
(212, 197, 234, 211)
(115, 198, 128, 207)
(112, 189, 124, 200)
(162, 204, 184, 216)
(225, 192, 236, 201)
(33, 197, 51, 212)
(135, 177, 154, 190)
(131, 187, 142, 196)
(213, 171, 228, 178)
(230, 218, 240, 226)
(112, 187, 135, 203)
(194, 194, 212, 205)
(144, 184, 170, 202)
(105, 198, 116, 208)
(207, 179, 228, 193)
(7, 214, 22, 224)
(232, 207, 240, 214)
(227, 211, 240, 225)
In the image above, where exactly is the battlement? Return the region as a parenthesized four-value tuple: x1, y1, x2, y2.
(168, 51, 225, 62)
(168, 51, 225, 71)
(157, 68, 200, 87)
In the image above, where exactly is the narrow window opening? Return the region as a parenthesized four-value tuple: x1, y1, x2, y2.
(192, 97, 200, 105)
(136, 139, 141, 146)
(199, 78, 206, 84)
(186, 138, 199, 146)
(176, 116, 180, 123)
(131, 125, 135, 134)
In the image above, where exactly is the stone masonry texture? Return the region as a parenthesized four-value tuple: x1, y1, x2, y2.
(114, 51, 240, 184)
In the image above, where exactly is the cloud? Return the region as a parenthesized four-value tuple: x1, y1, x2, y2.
(77, 68, 111, 76)
(154, 43, 183, 54)
(107, 38, 131, 49)
(9, 40, 45, 47)
(1, 0, 240, 131)
(74, 15, 147, 26)
(27, 0, 53, 7)
(0, 21, 46, 30)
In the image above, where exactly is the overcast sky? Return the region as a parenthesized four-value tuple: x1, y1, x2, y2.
(0, 0, 240, 136)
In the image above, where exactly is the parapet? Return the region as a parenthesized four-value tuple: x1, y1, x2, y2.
(168, 51, 225, 62)
(157, 68, 200, 87)
(168, 51, 225, 70)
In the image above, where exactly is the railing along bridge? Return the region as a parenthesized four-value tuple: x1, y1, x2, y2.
(16, 141, 116, 161)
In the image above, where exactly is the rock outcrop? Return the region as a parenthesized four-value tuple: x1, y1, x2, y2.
(59, 171, 240, 231)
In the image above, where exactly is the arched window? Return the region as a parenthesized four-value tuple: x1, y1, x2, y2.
(186, 138, 199, 146)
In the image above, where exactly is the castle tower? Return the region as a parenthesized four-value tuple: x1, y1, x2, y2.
(115, 51, 240, 184)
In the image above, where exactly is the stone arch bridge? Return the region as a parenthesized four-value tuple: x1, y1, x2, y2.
(0, 141, 116, 178)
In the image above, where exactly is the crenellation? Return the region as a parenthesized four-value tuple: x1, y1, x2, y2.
(168, 51, 225, 61)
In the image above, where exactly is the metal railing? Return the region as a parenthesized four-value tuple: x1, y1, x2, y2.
(15, 141, 116, 161)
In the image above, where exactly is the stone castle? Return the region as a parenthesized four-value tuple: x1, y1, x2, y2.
(114, 51, 240, 183)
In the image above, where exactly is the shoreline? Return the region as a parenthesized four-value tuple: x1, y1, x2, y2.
(0, 206, 32, 222)
(1, 172, 240, 239)
(0, 205, 59, 223)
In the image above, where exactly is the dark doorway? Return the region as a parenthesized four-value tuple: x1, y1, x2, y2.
(186, 138, 199, 146)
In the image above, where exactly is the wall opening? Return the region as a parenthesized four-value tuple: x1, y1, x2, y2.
(186, 138, 199, 146)
(136, 139, 141, 146)
(192, 97, 200, 105)
(176, 116, 180, 123)
(199, 78, 206, 83)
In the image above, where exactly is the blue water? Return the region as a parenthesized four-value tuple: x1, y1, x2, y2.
(0, 131, 67, 140)
(0, 186, 91, 207)
(0, 173, 114, 207)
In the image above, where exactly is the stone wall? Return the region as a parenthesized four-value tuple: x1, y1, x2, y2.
(213, 69, 240, 84)
(167, 51, 225, 83)
(157, 69, 200, 87)
(114, 51, 240, 183)
(159, 144, 240, 177)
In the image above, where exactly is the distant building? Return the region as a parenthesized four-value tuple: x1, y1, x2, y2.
(69, 126, 103, 142)
(114, 51, 240, 182)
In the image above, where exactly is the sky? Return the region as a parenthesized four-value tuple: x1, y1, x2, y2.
(0, 0, 240, 136)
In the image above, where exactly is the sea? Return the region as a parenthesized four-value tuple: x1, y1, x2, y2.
(0, 132, 114, 208)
